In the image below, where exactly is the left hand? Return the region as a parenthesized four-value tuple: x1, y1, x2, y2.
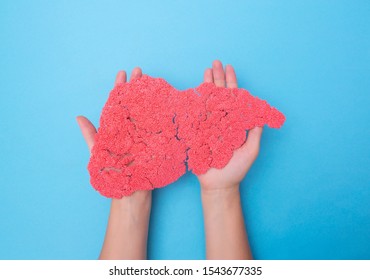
(197, 60, 263, 192)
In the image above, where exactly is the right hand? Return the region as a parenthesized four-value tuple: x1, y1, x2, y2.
(76, 67, 143, 152)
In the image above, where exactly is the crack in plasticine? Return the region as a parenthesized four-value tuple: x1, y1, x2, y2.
(184, 147, 190, 171)
(100, 167, 122, 173)
(173, 113, 181, 141)
(144, 176, 154, 188)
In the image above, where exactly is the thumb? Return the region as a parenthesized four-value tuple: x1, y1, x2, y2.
(241, 126, 263, 162)
(76, 116, 97, 152)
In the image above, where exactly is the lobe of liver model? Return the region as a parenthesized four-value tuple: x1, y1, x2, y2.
(88, 75, 285, 198)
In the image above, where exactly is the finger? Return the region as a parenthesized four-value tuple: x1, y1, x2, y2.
(76, 116, 97, 152)
(212, 60, 226, 87)
(203, 68, 213, 83)
(225, 64, 238, 88)
(241, 127, 263, 160)
(115, 70, 127, 86)
(129, 67, 142, 81)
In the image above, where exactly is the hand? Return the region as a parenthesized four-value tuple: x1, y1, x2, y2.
(199, 61, 257, 259)
(197, 60, 263, 191)
(77, 67, 151, 259)
(76, 67, 143, 152)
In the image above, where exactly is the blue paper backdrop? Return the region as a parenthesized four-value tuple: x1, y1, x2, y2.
(1, 0, 369, 259)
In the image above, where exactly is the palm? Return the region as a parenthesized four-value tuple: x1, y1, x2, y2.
(77, 63, 262, 191)
(197, 137, 259, 189)
(77, 68, 143, 152)
(197, 61, 262, 190)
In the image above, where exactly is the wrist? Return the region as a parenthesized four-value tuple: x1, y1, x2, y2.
(112, 190, 152, 215)
(100, 190, 151, 260)
(201, 183, 240, 195)
(201, 185, 241, 205)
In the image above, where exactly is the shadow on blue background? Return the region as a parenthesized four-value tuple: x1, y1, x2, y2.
(0, 0, 369, 259)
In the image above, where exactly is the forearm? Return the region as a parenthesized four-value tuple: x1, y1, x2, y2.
(201, 185, 252, 260)
(99, 190, 152, 260)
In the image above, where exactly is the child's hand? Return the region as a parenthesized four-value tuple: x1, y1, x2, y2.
(76, 68, 143, 152)
(76, 67, 151, 260)
(197, 60, 263, 192)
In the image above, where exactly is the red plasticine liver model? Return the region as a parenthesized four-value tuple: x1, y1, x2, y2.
(88, 75, 285, 198)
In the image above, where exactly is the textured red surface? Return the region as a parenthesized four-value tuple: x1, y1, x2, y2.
(88, 75, 285, 198)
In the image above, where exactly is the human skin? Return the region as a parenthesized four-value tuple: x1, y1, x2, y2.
(77, 68, 152, 259)
(198, 60, 263, 260)
(77, 61, 262, 260)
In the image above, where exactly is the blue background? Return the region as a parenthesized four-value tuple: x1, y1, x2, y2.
(1, 0, 369, 260)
